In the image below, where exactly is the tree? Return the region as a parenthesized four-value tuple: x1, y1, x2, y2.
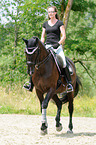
(0, 0, 96, 96)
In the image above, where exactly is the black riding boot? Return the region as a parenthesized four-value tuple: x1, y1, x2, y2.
(62, 66, 73, 92)
(23, 76, 34, 92)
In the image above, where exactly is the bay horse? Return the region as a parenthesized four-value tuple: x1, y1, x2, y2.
(23, 36, 81, 135)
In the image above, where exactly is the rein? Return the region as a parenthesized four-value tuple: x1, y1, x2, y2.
(35, 53, 51, 70)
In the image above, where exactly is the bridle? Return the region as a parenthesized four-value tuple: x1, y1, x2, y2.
(25, 46, 40, 75)
(25, 46, 51, 75)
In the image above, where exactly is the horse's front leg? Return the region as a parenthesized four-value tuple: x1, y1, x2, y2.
(41, 88, 55, 135)
(52, 94, 63, 132)
(67, 92, 74, 133)
(36, 89, 44, 113)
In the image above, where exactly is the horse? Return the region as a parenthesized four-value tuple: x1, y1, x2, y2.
(23, 36, 81, 135)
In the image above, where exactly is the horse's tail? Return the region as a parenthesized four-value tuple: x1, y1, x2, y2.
(60, 75, 82, 104)
(74, 75, 82, 97)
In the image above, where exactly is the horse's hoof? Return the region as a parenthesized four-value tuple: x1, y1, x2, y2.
(40, 123, 48, 135)
(56, 123, 63, 132)
(40, 128, 47, 135)
(67, 129, 73, 134)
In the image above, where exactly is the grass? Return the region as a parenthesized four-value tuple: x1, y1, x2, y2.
(0, 86, 96, 117)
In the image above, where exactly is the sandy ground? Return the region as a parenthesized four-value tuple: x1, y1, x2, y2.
(0, 114, 96, 145)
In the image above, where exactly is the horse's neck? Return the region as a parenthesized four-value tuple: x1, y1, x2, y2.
(38, 41, 49, 60)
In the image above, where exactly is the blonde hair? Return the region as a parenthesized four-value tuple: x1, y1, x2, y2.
(47, 6, 59, 20)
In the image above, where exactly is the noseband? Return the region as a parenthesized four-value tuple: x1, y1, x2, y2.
(25, 46, 38, 55)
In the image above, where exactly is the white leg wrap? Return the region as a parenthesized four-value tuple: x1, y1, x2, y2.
(42, 109, 47, 123)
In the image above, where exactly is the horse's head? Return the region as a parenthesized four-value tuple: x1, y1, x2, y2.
(23, 37, 40, 75)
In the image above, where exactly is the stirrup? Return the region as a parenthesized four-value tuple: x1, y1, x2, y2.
(66, 83, 73, 93)
(23, 82, 32, 91)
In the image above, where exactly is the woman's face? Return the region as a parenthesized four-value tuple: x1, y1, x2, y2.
(48, 7, 57, 19)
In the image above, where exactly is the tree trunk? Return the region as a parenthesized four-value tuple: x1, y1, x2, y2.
(60, 0, 65, 20)
(14, 6, 19, 68)
(63, 0, 73, 31)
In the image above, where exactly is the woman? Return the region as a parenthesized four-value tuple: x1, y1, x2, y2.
(24, 6, 73, 92)
(41, 6, 73, 92)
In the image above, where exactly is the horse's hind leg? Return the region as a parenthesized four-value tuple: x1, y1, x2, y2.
(67, 92, 74, 133)
(52, 94, 63, 132)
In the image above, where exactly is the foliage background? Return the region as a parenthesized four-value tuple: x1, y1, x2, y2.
(0, 0, 96, 116)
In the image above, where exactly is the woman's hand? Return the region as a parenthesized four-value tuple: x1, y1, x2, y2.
(52, 43, 60, 49)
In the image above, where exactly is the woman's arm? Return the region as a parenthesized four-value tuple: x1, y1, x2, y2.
(58, 25, 66, 45)
(41, 27, 46, 43)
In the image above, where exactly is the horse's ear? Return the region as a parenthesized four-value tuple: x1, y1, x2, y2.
(22, 38, 28, 45)
(35, 37, 38, 44)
